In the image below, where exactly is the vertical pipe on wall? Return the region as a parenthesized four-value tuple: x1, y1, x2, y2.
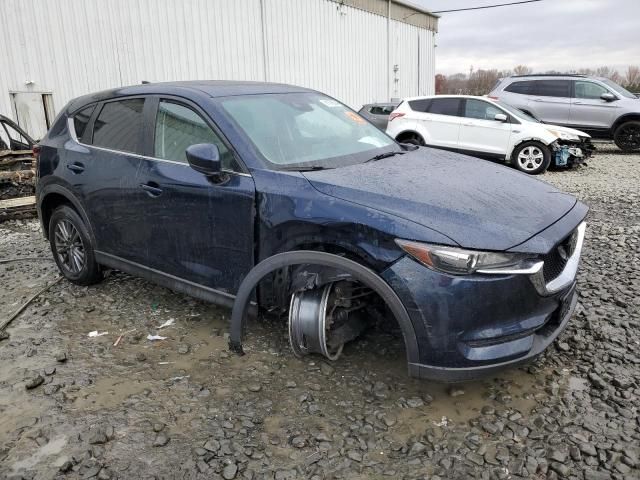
(387, 0, 390, 101)
(260, 0, 269, 81)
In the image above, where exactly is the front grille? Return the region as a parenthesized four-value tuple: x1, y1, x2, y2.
(542, 229, 578, 283)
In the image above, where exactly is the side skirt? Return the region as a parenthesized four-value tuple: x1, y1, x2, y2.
(95, 251, 237, 309)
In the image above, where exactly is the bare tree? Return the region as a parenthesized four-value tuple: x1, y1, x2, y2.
(625, 66, 640, 86)
(513, 65, 532, 75)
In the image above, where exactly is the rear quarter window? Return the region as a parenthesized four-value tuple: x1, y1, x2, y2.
(73, 105, 95, 143)
(408, 99, 431, 112)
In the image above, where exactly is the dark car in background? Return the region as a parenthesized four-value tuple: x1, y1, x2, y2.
(358, 102, 399, 130)
(36, 81, 587, 381)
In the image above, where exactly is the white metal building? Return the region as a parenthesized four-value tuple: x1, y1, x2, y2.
(0, 0, 438, 139)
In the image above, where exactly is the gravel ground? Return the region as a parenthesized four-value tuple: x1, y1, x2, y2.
(0, 144, 638, 480)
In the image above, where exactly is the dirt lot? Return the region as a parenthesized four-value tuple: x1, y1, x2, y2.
(1, 144, 638, 480)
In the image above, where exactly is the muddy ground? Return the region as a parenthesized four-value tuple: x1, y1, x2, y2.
(1, 144, 638, 480)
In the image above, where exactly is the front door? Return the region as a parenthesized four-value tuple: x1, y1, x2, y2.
(134, 98, 255, 294)
(569, 80, 619, 131)
(11, 92, 55, 140)
(458, 99, 512, 158)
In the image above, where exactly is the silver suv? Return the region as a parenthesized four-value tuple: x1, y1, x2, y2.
(489, 74, 640, 151)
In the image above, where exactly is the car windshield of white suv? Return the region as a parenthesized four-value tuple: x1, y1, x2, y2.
(220, 93, 397, 170)
(600, 79, 637, 99)
(496, 101, 540, 122)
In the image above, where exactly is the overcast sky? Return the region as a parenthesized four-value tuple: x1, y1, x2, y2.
(415, 0, 640, 76)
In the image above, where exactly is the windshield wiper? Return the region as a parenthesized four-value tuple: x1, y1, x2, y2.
(279, 165, 333, 172)
(364, 150, 405, 163)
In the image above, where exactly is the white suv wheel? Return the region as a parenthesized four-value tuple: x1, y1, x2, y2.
(517, 146, 544, 171)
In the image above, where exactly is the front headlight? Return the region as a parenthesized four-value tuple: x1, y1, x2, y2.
(395, 239, 536, 275)
(546, 129, 580, 141)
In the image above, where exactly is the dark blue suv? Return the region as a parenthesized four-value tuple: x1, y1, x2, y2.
(36, 81, 587, 381)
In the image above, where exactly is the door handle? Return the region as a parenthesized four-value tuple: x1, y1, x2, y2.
(139, 182, 163, 197)
(66, 162, 85, 173)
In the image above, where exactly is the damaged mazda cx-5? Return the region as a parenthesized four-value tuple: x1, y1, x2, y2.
(36, 81, 587, 381)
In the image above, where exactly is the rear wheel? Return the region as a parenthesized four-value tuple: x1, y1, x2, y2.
(512, 141, 551, 175)
(49, 206, 103, 286)
(614, 121, 640, 151)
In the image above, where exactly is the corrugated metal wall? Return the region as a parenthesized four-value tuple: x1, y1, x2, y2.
(0, 0, 435, 123)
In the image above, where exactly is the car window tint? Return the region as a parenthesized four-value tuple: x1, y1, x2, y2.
(574, 81, 609, 99)
(535, 80, 571, 98)
(92, 99, 145, 154)
(73, 105, 95, 143)
(154, 101, 238, 171)
(369, 106, 385, 115)
(408, 99, 431, 112)
(427, 98, 461, 116)
(464, 99, 503, 120)
(504, 81, 534, 94)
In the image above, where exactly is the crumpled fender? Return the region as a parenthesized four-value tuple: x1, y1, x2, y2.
(228, 250, 420, 368)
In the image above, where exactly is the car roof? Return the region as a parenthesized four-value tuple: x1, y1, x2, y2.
(66, 80, 315, 113)
(401, 95, 492, 101)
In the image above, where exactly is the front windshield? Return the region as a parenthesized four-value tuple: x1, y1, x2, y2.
(220, 93, 396, 169)
(600, 78, 637, 99)
(496, 101, 540, 122)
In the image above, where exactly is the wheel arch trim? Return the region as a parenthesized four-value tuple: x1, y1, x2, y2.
(228, 250, 420, 371)
(38, 185, 95, 244)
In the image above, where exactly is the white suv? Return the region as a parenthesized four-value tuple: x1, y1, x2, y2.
(386, 95, 594, 174)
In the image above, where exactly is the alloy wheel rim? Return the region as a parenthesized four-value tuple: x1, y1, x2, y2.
(618, 125, 640, 150)
(517, 146, 544, 171)
(54, 220, 85, 274)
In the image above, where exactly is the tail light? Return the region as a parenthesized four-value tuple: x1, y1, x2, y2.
(389, 112, 405, 122)
(32, 144, 41, 160)
(488, 96, 499, 100)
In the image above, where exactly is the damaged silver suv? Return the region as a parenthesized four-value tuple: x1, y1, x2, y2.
(490, 74, 640, 151)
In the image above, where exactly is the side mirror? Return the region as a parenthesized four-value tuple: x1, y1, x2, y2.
(600, 92, 617, 102)
(494, 113, 508, 122)
(186, 143, 221, 176)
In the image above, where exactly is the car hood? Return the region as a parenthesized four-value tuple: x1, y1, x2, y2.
(540, 123, 591, 138)
(302, 148, 577, 251)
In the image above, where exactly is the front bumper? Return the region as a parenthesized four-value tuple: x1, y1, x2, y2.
(380, 224, 585, 382)
(551, 137, 595, 167)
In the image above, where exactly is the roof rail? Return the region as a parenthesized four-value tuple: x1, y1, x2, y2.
(511, 73, 588, 78)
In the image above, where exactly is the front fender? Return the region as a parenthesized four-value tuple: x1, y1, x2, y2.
(228, 251, 421, 373)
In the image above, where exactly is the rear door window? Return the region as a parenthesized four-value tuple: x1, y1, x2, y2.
(504, 81, 535, 95)
(426, 98, 461, 116)
(154, 100, 238, 171)
(73, 105, 95, 143)
(535, 80, 571, 98)
(92, 98, 145, 154)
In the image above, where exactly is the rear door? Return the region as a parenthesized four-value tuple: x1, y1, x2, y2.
(458, 99, 512, 158)
(133, 97, 255, 293)
(528, 80, 572, 125)
(419, 97, 463, 149)
(569, 80, 619, 130)
(67, 97, 151, 265)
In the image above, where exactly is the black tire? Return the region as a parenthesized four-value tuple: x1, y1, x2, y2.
(398, 133, 425, 146)
(613, 121, 640, 152)
(511, 141, 551, 175)
(48, 205, 103, 286)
